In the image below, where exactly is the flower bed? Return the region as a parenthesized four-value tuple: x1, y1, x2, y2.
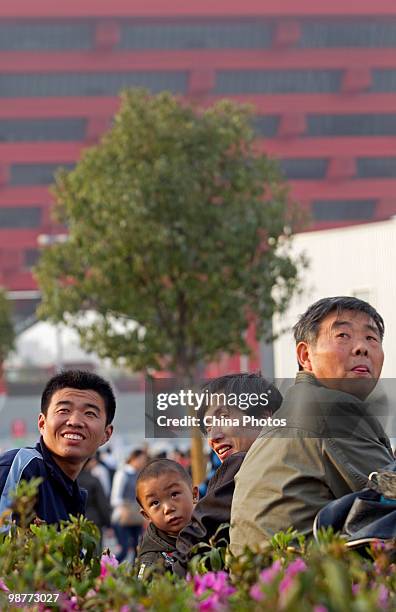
(0, 480, 395, 611)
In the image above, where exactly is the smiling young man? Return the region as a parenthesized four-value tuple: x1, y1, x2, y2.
(230, 297, 394, 557)
(0, 370, 115, 527)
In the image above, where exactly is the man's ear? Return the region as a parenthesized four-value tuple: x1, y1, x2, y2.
(192, 485, 199, 504)
(100, 424, 113, 446)
(296, 341, 313, 372)
(38, 413, 46, 435)
(140, 507, 150, 522)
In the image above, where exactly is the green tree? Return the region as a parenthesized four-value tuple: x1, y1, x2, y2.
(0, 288, 14, 363)
(36, 89, 303, 379)
(36, 89, 305, 483)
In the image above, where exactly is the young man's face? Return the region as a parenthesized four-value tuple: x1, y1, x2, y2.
(297, 310, 384, 398)
(38, 387, 113, 479)
(138, 472, 198, 536)
(205, 404, 257, 462)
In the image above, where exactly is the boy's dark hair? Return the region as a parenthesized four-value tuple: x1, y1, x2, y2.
(197, 372, 283, 433)
(136, 458, 192, 506)
(41, 369, 116, 425)
(293, 296, 384, 345)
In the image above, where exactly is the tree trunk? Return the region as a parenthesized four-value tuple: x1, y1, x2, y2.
(191, 431, 206, 487)
(176, 364, 207, 487)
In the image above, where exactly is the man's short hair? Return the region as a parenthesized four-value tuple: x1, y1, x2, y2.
(293, 296, 385, 345)
(136, 458, 192, 506)
(41, 369, 116, 425)
(197, 372, 283, 433)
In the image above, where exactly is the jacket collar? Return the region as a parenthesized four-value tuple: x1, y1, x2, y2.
(295, 371, 322, 387)
(36, 437, 77, 496)
(294, 371, 377, 407)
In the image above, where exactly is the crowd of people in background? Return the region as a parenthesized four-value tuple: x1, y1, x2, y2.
(77, 442, 196, 562)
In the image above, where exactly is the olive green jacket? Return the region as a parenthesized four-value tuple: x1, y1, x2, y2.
(230, 372, 394, 557)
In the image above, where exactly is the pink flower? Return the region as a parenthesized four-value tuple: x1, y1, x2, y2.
(250, 583, 264, 602)
(285, 558, 307, 578)
(60, 595, 79, 611)
(313, 607, 328, 612)
(378, 585, 389, 608)
(194, 573, 216, 596)
(0, 578, 9, 592)
(276, 560, 306, 604)
(279, 574, 294, 594)
(199, 593, 220, 611)
(120, 607, 131, 612)
(193, 571, 235, 609)
(213, 572, 229, 591)
(259, 559, 282, 584)
(194, 571, 235, 597)
(100, 552, 119, 578)
(352, 583, 360, 596)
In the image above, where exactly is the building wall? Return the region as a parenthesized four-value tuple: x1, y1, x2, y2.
(2, 2, 396, 294)
(273, 217, 396, 379)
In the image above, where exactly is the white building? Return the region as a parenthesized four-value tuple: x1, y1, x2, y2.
(273, 217, 396, 379)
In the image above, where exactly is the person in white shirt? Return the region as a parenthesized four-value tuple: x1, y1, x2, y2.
(110, 448, 147, 561)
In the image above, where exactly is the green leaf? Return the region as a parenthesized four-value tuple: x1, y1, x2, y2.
(63, 533, 77, 558)
(210, 548, 223, 571)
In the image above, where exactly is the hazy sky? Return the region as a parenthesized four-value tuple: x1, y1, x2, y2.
(9, 322, 98, 368)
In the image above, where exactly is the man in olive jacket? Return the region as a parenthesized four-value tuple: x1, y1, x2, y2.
(230, 296, 394, 557)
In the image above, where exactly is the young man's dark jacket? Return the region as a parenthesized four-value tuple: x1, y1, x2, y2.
(0, 436, 87, 526)
(172, 451, 246, 577)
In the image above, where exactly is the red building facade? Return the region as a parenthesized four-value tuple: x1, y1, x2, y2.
(1, 0, 396, 299)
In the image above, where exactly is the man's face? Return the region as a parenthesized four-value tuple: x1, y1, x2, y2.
(138, 472, 197, 536)
(38, 387, 113, 477)
(205, 404, 257, 462)
(297, 310, 384, 397)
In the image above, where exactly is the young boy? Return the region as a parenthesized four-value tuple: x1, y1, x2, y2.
(135, 458, 198, 578)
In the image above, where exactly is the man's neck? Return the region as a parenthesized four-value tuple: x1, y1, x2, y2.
(50, 454, 84, 481)
(39, 437, 85, 480)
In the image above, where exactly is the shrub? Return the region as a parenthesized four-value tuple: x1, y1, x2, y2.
(0, 481, 395, 611)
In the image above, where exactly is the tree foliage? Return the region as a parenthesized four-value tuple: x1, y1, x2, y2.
(36, 89, 304, 378)
(0, 288, 14, 362)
